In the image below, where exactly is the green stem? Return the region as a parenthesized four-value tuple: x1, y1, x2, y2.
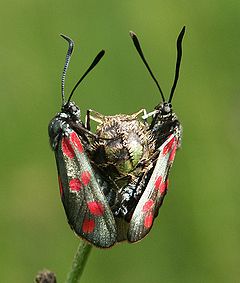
(65, 240, 92, 283)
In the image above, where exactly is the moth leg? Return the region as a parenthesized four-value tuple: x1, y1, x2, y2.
(85, 109, 91, 130)
(131, 108, 148, 124)
(85, 109, 105, 133)
(142, 109, 159, 120)
(87, 109, 105, 124)
(72, 121, 99, 139)
(132, 108, 147, 117)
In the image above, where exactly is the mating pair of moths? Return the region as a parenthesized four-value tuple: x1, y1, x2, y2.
(48, 27, 185, 248)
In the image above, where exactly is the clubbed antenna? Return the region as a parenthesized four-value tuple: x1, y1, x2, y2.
(130, 31, 165, 102)
(60, 34, 74, 106)
(67, 50, 105, 104)
(168, 26, 185, 103)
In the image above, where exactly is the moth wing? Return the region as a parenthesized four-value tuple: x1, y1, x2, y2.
(128, 134, 179, 242)
(56, 130, 117, 248)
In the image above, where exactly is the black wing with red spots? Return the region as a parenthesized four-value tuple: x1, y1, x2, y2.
(127, 27, 185, 242)
(56, 130, 117, 248)
(48, 34, 116, 248)
(127, 133, 180, 242)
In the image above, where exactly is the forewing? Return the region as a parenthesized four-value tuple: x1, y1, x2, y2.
(56, 130, 117, 248)
(128, 133, 179, 242)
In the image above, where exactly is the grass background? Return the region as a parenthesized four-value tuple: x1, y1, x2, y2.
(0, 0, 239, 282)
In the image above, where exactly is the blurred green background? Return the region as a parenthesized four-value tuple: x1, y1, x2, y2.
(0, 0, 239, 282)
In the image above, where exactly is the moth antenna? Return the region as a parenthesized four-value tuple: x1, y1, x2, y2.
(130, 31, 165, 102)
(168, 26, 185, 103)
(67, 50, 105, 104)
(60, 34, 74, 106)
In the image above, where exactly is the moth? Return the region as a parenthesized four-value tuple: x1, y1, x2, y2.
(48, 35, 117, 247)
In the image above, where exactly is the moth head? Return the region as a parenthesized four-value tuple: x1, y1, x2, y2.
(161, 102, 172, 115)
(62, 101, 80, 121)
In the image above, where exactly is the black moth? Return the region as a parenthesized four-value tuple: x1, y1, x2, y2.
(48, 27, 185, 248)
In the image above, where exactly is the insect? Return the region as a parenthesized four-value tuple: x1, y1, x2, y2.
(120, 26, 185, 242)
(48, 35, 118, 248)
(88, 109, 154, 187)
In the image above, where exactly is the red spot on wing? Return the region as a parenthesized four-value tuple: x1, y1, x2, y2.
(154, 176, 163, 190)
(163, 136, 175, 156)
(70, 132, 83, 153)
(155, 176, 167, 194)
(87, 201, 104, 216)
(144, 213, 153, 228)
(58, 175, 63, 197)
(142, 199, 154, 212)
(159, 181, 167, 194)
(69, 178, 82, 191)
(62, 137, 74, 159)
(81, 171, 91, 186)
(82, 218, 95, 234)
(169, 144, 177, 162)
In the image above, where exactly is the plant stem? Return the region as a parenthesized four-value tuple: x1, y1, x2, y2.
(65, 240, 92, 283)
